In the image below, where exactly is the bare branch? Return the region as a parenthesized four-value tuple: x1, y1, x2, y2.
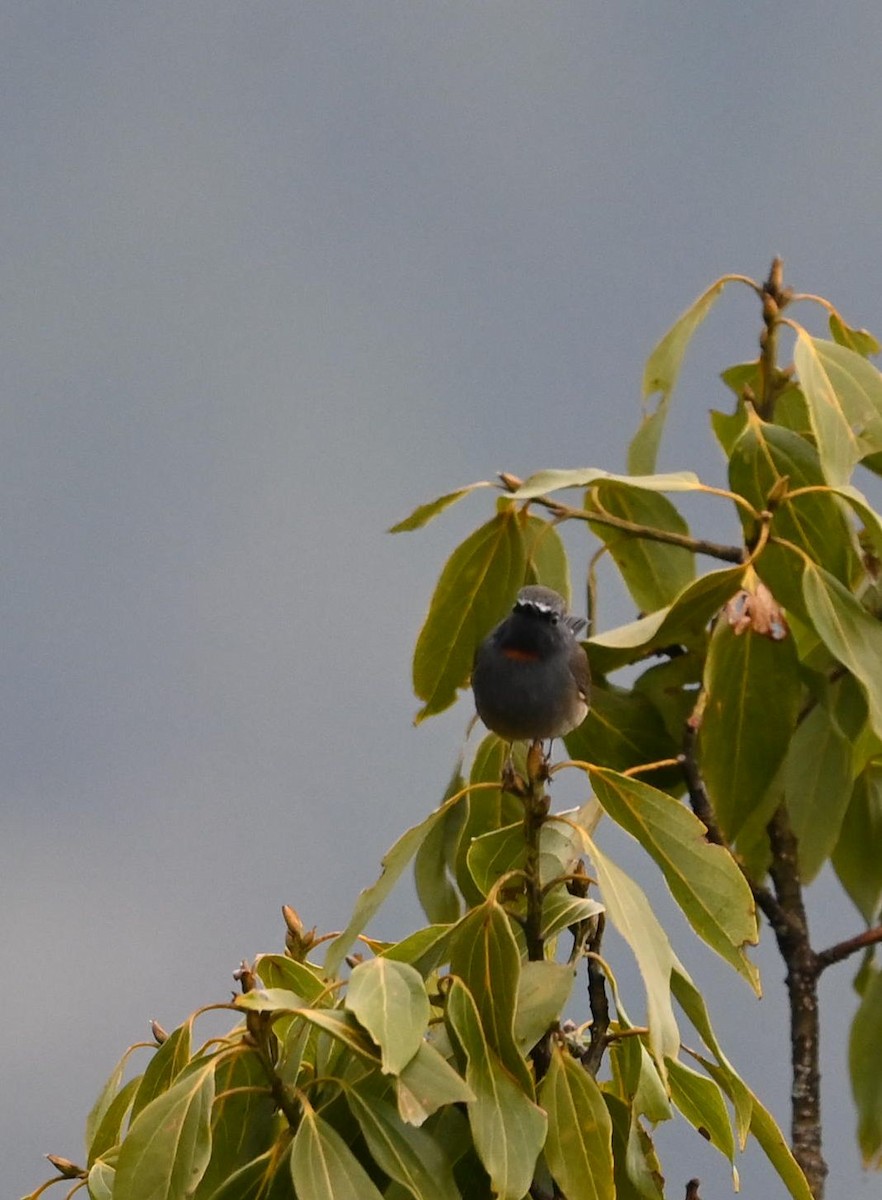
(815, 924, 882, 974)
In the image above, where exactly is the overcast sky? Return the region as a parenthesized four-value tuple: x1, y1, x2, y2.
(3, 4, 882, 1195)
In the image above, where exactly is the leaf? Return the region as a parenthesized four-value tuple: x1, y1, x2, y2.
(129, 1020, 194, 1123)
(802, 562, 882, 738)
(608, 1036, 671, 1123)
(88, 1076, 141, 1165)
(193, 1050, 277, 1199)
(347, 1088, 460, 1200)
(604, 1092, 665, 1200)
(700, 616, 801, 841)
(513, 469, 702, 499)
(523, 517, 572, 604)
(629, 278, 728, 473)
(389, 484, 489, 533)
(412, 510, 526, 721)
(808, 336, 882, 458)
(452, 737, 523, 906)
(293, 1008, 383, 1063)
(254, 955, 329, 1005)
(85, 1044, 142, 1158)
(324, 792, 462, 975)
(589, 768, 759, 991)
(444, 979, 547, 1200)
(378, 924, 455, 975)
(832, 763, 882, 923)
(667, 1057, 736, 1171)
(415, 767, 466, 924)
(587, 564, 745, 675)
(396, 1040, 475, 1127)
(234, 987, 308, 1013)
(346, 958, 430, 1075)
(514, 962, 575, 1054)
(728, 413, 857, 618)
(448, 898, 531, 1089)
(580, 834, 680, 1070)
(670, 965, 753, 1146)
(115, 1059, 215, 1200)
(849, 964, 882, 1166)
(204, 1147, 295, 1200)
(539, 889, 605, 941)
(539, 1043, 615, 1200)
(794, 328, 862, 485)
(585, 484, 694, 613)
(465, 808, 583, 899)
(698, 1056, 813, 1200)
(566, 682, 680, 787)
(87, 1160, 116, 1200)
(784, 701, 854, 882)
(829, 312, 881, 357)
(290, 1107, 385, 1200)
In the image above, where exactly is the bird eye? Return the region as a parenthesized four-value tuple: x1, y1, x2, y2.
(550, 613, 559, 625)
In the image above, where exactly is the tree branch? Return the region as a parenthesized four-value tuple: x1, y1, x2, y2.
(815, 924, 882, 974)
(497, 474, 745, 564)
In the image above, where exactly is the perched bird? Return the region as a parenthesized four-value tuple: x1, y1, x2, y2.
(471, 585, 590, 745)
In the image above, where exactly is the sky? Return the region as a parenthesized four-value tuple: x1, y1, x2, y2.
(3, 3, 882, 1195)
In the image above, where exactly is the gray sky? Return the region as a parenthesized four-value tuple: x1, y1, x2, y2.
(3, 3, 881, 1194)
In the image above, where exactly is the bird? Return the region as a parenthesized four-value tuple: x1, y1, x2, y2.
(471, 585, 590, 749)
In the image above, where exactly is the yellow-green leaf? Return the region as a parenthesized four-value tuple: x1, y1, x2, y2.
(539, 1042, 615, 1200)
(590, 768, 759, 991)
(629, 278, 729, 473)
(832, 764, 882, 923)
(347, 1088, 459, 1200)
(396, 1040, 475, 1127)
(514, 962, 575, 1055)
(700, 618, 801, 840)
(829, 312, 881, 357)
(667, 1057, 736, 1172)
(290, 1107, 385, 1200)
(412, 510, 526, 721)
(513, 468, 702, 498)
(444, 979, 546, 1200)
(389, 483, 489, 533)
(849, 965, 882, 1167)
(346, 958, 430, 1075)
(115, 1060, 215, 1200)
(784, 702, 854, 882)
(794, 328, 861, 485)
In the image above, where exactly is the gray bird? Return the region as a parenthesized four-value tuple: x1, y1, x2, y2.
(471, 585, 590, 745)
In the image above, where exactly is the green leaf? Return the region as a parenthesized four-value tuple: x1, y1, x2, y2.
(254, 955, 329, 1005)
(728, 414, 857, 617)
(204, 1147, 296, 1200)
(513, 468, 702, 499)
(667, 1057, 736, 1171)
(129, 1020, 194, 1123)
(444, 979, 547, 1200)
(539, 1043, 615, 1200)
(784, 701, 854, 882)
(325, 791, 463, 975)
(589, 768, 759, 991)
(193, 1051, 277, 1200)
(699, 1056, 813, 1200)
(378, 924, 455, 974)
(670, 966, 753, 1146)
(566, 682, 680, 787)
(608, 1036, 671, 1124)
(802, 562, 882, 738)
(700, 616, 801, 840)
(448, 898, 531, 1090)
(581, 834, 680, 1070)
(412, 510, 526, 721)
(415, 767, 466, 924)
(85, 1045, 142, 1159)
(290, 1107, 385, 1200)
(539, 889, 605, 941)
(115, 1059, 215, 1200)
(829, 312, 881, 357)
(87, 1159, 116, 1200)
(832, 763, 882, 922)
(465, 808, 584, 899)
(807, 336, 882, 459)
(523, 516, 572, 604)
(396, 1040, 475, 1127)
(452, 737, 523, 906)
(586, 483, 694, 612)
(88, 1076, 141, 1165)
(389, 484, 489, 533)
(587, 564, 745, 675)
(629, 278, 728, 473)
(347, 1088, 460, 1200)
(293, 1008, 383, 1063)
(514, 962, 575, 1054)
(850, 964, 882, 1166)
(346, 958, 430, 1075)
(794, 328, 862, 485)
(604, 1092, 665, 1200)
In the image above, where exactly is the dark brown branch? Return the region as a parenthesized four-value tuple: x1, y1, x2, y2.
(815, 925, 882, 974)
(580, 916, 611, 1078)
(498, 474, 745, 564)
(766, 807, 827, 1197)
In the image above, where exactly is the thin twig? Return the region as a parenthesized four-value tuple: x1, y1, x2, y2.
(581, 917, 611, 1077)
(815, 925, 882, 973)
